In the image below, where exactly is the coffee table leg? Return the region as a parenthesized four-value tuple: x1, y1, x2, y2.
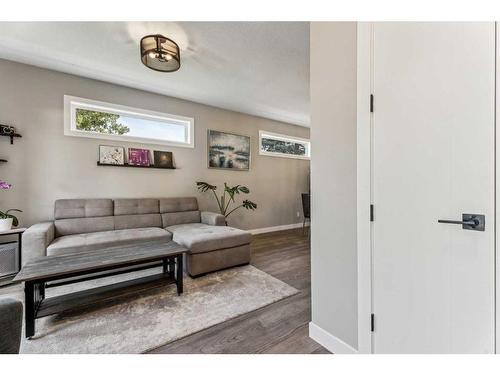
(176, 254, 183, 295)
(170, 258, 175, 278)
(25, 281, 35, 339)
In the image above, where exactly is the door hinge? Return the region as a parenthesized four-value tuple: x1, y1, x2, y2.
(370, 94, 374, 113)
(371, 313, 375, 332)
(370, 204, 374, 222)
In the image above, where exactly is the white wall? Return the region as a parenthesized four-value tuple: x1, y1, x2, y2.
(309, 22, 358, 352)
(0, 59, 310, 230)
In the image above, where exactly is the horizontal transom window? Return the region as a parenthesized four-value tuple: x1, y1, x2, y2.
(259, 130, 310, 160)
(64, 96, 194, 148)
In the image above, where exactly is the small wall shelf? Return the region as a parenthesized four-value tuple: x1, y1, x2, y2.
(0, 133, 22, 145)
(97, 162, 176, 170)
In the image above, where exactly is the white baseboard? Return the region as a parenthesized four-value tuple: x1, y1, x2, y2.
(309, 322, 358, 354)
(248, 222, 309, 235)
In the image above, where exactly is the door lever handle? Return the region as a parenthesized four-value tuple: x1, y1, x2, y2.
(438, 219, 479, 226)
(438, 214, 485, 231)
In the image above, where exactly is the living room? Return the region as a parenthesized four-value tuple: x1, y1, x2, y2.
(0, 21, 314, 354)
(5, 1, 500, 374)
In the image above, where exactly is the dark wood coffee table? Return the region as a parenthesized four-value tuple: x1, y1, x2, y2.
(14, 240, 187, 338)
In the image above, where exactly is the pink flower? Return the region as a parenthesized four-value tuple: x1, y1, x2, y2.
(0, 180, 12, 190)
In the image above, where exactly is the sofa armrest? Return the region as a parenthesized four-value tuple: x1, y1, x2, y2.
(201, 211, 226, 226)
(22, 222, 55, 266)
(0, 298, 23, 354)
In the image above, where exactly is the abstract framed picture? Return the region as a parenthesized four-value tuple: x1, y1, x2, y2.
(207, 130, 250, 171)
(99, 145, 125, 165)
(153, 151, 174, 169)
(128, 148, 150, 166)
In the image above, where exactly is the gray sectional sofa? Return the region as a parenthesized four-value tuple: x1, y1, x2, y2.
(22, 197, 251, 277)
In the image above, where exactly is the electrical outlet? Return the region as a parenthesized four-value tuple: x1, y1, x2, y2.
(296, 211, 300, 218)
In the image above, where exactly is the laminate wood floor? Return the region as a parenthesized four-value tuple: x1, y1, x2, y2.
(148, 228, 330, 354)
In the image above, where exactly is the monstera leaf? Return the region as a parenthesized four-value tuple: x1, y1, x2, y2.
(196, 181, 217, 193)
(238, 186, 250, 194)
(242, 200, 257, 210)
(224, 184, 250, 202)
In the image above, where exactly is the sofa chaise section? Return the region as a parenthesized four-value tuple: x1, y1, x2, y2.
(159, 197, 251, 276)
(166, 223, 251, 276)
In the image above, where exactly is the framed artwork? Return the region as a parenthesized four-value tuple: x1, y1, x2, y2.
(153, 151, 174, 168)
(207, 130, 250, 171)
(259, 130, 310, 160)
(99, 145, 125, 165)
(128, 148, 150, 166)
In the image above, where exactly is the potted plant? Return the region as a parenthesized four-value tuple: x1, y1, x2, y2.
(0, 180, 22, 231)
(196, 181, 257, 224)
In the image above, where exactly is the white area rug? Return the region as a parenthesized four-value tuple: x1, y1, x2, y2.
(3, 265, 298, 354)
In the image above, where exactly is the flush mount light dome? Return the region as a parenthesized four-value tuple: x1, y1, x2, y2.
(140, 34, 180, 72)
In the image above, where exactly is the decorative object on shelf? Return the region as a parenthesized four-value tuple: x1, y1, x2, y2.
(0, 123, 22, 145)
(0, 159, 7, 163)
(128, 148, 150, 166)
(0, 180, 22, 231)
(140, 34, 180, 72)
(196, 181, 257, 225)
(153, 151, 174, 169)
(99, 145, 125, 165)
(207, 130, 250, 171)
(0, 124, 15, 135)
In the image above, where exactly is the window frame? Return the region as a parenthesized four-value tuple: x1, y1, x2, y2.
(64, 95, 195, 148)
(258, 130, 311, 160)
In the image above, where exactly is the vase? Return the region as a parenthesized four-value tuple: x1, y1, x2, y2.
(0, 218, 13, 231)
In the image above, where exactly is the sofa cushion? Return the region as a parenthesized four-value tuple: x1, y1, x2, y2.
(160, 197, 198, 213)
(166, 223, 251, 254)
(162, 211, 200, 227)
(54, 216, 115, 237)
(47, 227, 172, 256)
(55, 199, 113, 219)
(114, 213, 162, 230)
(114, 199, 159, 215)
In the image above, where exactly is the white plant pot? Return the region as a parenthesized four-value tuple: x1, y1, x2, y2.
(0, 218, 13, 231)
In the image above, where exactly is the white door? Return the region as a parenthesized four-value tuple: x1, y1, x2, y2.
(372, 23, 496, 353)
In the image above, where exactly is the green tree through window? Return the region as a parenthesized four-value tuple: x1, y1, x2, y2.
(76, 109, 130, 135)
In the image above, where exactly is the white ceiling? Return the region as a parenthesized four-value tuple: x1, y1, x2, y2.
(0, 22, 310, 127)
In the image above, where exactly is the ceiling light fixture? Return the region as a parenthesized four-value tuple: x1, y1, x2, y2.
(140, 34, 180, 72)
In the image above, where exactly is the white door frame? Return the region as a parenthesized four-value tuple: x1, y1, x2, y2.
(356, 22, 499, 354)
(356, 21, 374, 354)
(495, 22, 499, 354)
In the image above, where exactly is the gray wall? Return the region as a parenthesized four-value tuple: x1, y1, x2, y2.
(0, 58, 310, 229)
(310, 22, 358, 349)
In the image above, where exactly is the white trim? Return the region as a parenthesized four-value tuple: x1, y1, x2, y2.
(356, 22, 374, 354)
(63, 95, 195, 148)
(308, 322, 358, 354)
(495, 21, 499, 354)
(258, 130, 311, 160)
(247, 222, 309, 235)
